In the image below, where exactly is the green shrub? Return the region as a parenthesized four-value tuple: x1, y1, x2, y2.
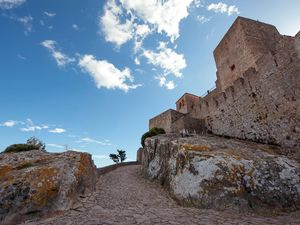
(4, 144, 40, 153)
(3, 137, 46, 153)
(26, 137, 45, 151)
(141, 127, 166, 147)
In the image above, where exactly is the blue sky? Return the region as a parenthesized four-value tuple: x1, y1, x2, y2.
(1, 0, 300, 167)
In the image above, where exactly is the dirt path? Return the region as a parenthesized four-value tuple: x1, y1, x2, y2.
(22, 165, 300, 225)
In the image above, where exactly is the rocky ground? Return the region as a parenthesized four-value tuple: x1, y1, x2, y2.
(21, 165, 300, 225)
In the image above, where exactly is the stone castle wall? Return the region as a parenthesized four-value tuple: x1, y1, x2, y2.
(197, 36, 300, 147)
(149, 109, 205, 134)
(214, 18, 281, 92)
(148, 17, 300, 149)
(149, 109, 185, 133)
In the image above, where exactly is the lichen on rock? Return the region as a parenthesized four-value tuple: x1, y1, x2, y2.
(142, 134, 300, 214)
(0, 150, 97, 225)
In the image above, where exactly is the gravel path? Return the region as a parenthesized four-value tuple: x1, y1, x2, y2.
(22, 165, 300, 225)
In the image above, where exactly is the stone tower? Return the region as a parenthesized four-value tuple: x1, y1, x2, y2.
(214, 17, 281, 91)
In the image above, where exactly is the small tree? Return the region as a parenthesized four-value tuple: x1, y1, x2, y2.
(109, 153, 120, 163)
(109, 149, 127, 163)
(117, 150, 126, 162)
(26, 136, 45, 151)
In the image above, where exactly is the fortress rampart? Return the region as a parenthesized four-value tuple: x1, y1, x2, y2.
(149, 17, 300, 148)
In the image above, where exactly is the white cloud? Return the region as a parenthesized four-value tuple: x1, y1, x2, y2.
(72, 24, 79, 31)
(17, 16, 33, 34)
(49, 128, 66, 134)
(193, 0, 204, 8)
(143, 42, 186, 78)
(78, 54, 141, 92)
(100, 0, 134, 46)
(47, 143, 65, 149)
(100, 0, 194, 47)
(132, 24, 152, 53)
(120, 0, 194, 42)
(44, 11, 56, 17)
(156, 76, 175, 90)
(77, 137, 113, 146)
(0, 120, 19, 127)
(0, 0, 25, 9)
(197, 15, 210, 24)
(2, 14, 33, 35)
(134, 57, 140, 65)
(20, 119, 49, 132)
(207, 2, 240, 16)
(135, 24, 151, 38)
(41, 40, 75, 67)
(227, 5, 240, 16)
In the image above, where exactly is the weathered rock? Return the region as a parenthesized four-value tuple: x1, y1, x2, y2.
(142, 134, 300, 214)
(0, 150, 97, 225)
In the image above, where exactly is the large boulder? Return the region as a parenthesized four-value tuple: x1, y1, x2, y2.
(0, 150, 97, 225)
(142, 134, 300, 214)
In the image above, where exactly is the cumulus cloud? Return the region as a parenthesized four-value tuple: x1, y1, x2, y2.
(0, 120, 19, 127)
(44, 11, 56, 17)
(49, 128, 66, 134)
(77, 137, 113, 146)
(20, 119, 49, 132)
(135, 24, 151, 38)
(156, 76, 176, 90)
(78, 54, 141, 92)
(207, 2, 240, 16)
(193, 0, 204, 8)
(143, 42, 186, 78)
(120, 0, 193, 42)
(100, 0, 134, 46)
(0, 0, 25, 9)
(41, 40, 75, 67)
(100, 0, 194, 47)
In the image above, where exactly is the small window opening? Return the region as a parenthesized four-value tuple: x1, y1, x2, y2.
(230, 64, 236, 71)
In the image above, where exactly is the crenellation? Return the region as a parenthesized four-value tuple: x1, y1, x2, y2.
(149, 16, 300, 148)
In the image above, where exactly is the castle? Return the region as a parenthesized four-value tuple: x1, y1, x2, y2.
(149, 17, 300, 148)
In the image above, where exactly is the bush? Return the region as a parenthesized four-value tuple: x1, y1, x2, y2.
(4, 144, 40, 153)
(141, 127, 165, 147)
(26, 137, 45, 151)
(3, 137, 46, 153)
